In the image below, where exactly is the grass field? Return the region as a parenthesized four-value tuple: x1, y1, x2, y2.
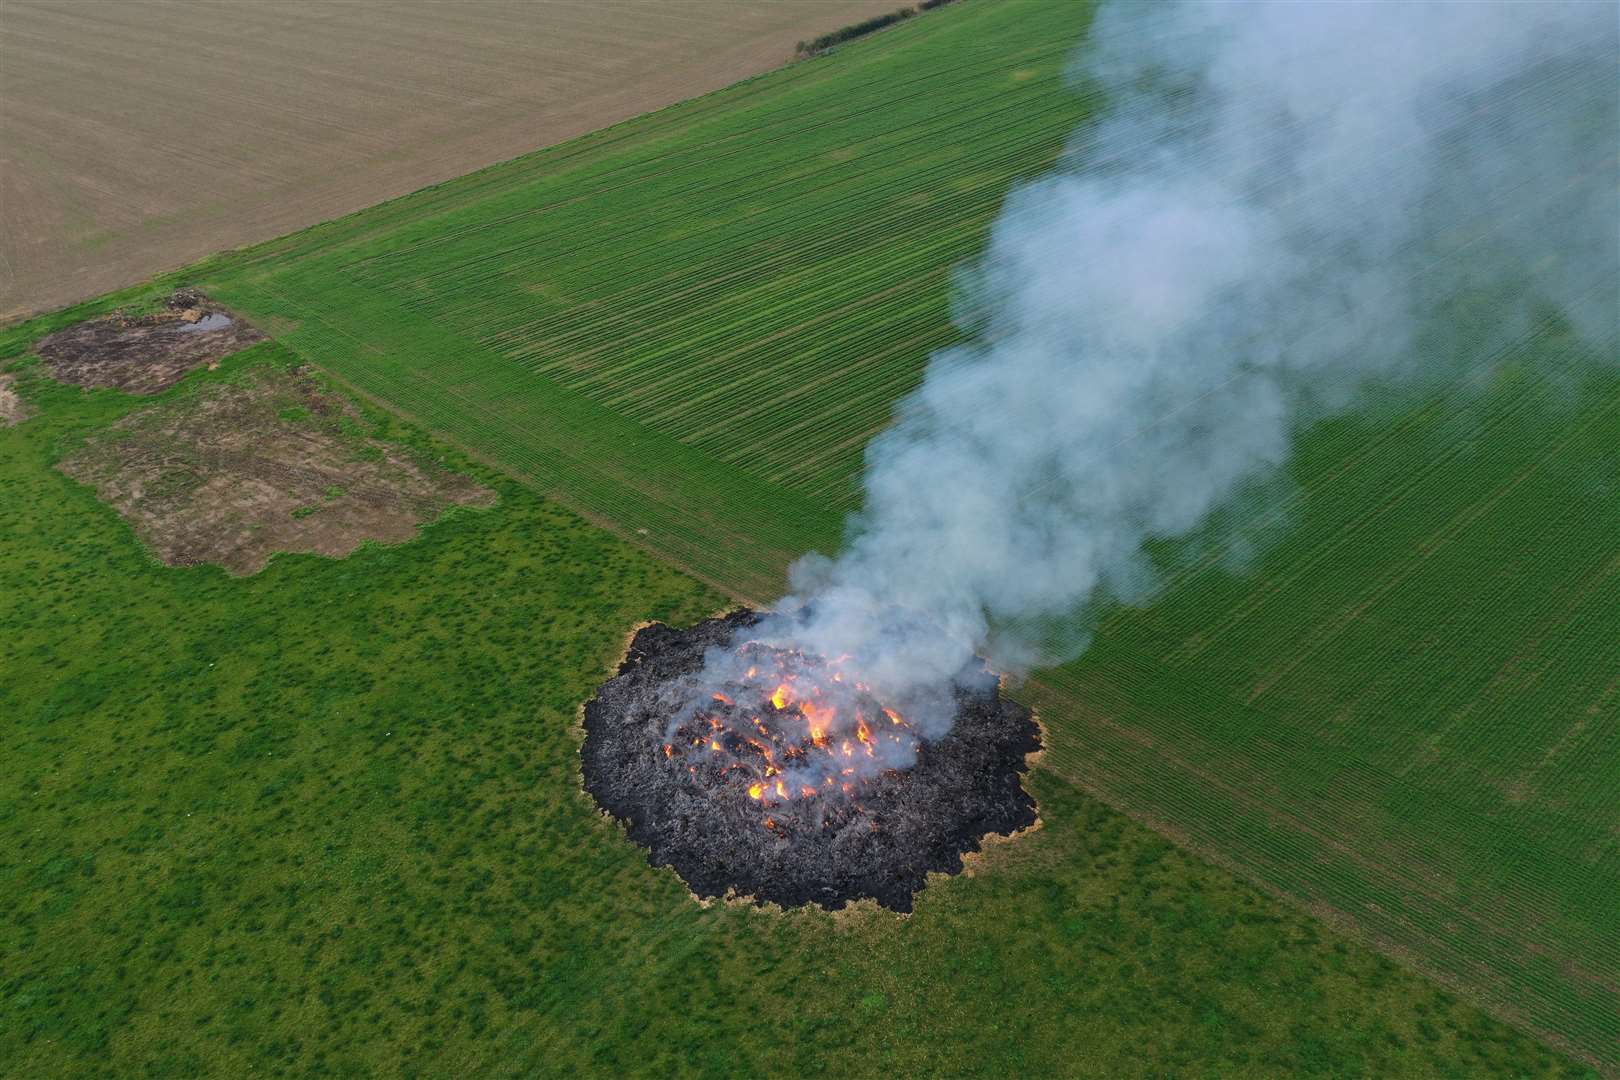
(0, 0, 901, 319)
(3, 0, 1615, 1072)
(0, 343, 1588, 1077)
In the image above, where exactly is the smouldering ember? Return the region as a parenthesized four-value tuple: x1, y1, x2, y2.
(581, 610, 1040, 912)
(663, 638, 924, 811)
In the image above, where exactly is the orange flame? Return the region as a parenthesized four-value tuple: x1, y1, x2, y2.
(799, 699, 835, 747)
(661, 642, 928, 823)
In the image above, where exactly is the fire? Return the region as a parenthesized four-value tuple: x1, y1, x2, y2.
(658, 640, 924, 820)
(801, 699, 834, 748)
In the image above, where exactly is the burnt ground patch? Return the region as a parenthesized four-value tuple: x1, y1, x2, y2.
(35, 289, 267, 394)
(58, 363, 495, 575)
(581, 611, 1041, 912)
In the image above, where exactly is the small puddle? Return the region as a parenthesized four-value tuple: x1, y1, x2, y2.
(176, 313, 233, 333)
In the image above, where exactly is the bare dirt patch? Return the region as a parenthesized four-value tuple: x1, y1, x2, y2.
(34, 289, 267, 395)
(0, 373, 33, 426)
(58, 364, 494, 575)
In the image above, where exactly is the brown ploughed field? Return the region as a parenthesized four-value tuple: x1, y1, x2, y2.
(0, 0, 899, 320)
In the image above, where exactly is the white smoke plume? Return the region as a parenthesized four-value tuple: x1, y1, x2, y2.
(701, 0, 1618, 761)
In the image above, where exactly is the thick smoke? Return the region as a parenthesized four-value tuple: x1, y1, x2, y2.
(705, 0, 1618, 758)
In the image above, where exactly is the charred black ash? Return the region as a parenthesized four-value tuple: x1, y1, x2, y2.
(580, 610, 1040, 912)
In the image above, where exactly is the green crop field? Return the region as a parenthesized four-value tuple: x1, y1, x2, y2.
(4, 0, 1615, 1073)
(1, 346, 1583, 1077)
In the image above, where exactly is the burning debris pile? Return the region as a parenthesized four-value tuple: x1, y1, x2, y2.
(581, 611, 1040, 912)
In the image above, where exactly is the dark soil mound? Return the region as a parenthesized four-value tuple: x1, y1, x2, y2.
(36, 289, 266, 394)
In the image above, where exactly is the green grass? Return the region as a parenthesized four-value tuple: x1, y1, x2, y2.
(2, 0, 1614, 1071)
(0, 349, 1588, 1077)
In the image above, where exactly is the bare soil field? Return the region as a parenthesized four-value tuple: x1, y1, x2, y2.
(58, 364, 495, 574)
(36, 288, 265, 393)
(0, 0, 900, 320)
